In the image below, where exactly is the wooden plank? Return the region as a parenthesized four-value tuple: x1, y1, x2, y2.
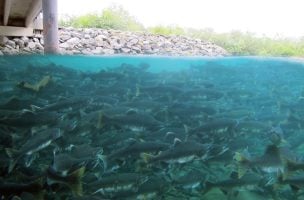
(0, 26, 33, 36)
(4, 0, 13, 25)
(25, 0, 42, 27)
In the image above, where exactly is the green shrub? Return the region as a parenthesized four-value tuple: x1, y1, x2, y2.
(148, 25, 185, 36)
(59, 6, 144, 31)
(186, 29, 304, 56)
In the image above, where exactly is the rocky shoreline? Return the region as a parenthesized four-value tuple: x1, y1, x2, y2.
(0, 27, 229, 56)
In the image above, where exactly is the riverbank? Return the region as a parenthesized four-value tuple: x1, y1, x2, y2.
(0, 27, 228, 56)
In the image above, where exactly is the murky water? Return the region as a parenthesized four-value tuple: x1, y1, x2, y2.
(1, 55, 304, 200)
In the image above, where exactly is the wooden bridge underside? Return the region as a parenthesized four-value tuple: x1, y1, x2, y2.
(0, 0, 42, 36)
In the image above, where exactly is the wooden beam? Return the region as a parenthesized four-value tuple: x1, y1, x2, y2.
(42, 0, 59, 54)
(0, 26, 33, 36)
(6, 17, 24, 27)
(3, 0, 12, 26)
(25, 0, 42, 27)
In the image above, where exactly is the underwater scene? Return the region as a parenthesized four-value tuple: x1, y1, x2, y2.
(1, 55, 304, 200)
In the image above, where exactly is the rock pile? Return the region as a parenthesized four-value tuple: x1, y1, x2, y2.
(0, 27, 229, 56)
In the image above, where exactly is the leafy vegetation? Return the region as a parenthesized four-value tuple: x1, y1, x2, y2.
(59, 7, 304, 57)
(59, 6, 144, 31)
(148, 25, 186, 36)
(187, 29, 304, 56)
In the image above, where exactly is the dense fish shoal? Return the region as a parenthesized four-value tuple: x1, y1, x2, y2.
(0, 56, 304, 200)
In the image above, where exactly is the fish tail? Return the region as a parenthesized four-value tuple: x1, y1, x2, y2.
(8, 160, 18, 173)
(5, 148, 19, 173)
(35, 75, 52, 92)
(140, 153, 153, 163)
(238, 164, 248, 178)
(68, 166, 85, 196)
(233, 152, 249, 178)
(17, 81, 36, 91)
(38, 75, 52, 86)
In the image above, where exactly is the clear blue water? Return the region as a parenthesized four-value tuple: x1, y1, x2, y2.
(1, 55, 304, 199)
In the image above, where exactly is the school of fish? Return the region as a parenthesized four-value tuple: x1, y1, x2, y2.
(1, 57, 304, 200)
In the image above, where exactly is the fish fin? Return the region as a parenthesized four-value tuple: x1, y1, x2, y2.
(140, 153, 154, 163)
(79, 110, 87, 118)
(126, 138, 137, 146)
(5, 148, 19, 158)
(237, 164, 247, 179)
(5, 148, 19, 173)
(68, 167, 85, 196)
(30, 104, 42, 112)
(172, 138, 182, 147)
(164, 132, 176, 142)
(126, 108, 137, 115)
(279, 138, 289, 146)
(97, 155, 108, 171)
(25, 154, 38, 167)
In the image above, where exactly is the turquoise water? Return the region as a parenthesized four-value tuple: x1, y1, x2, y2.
(1, 55, 304, 199)
(2, 55, 304, 72)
